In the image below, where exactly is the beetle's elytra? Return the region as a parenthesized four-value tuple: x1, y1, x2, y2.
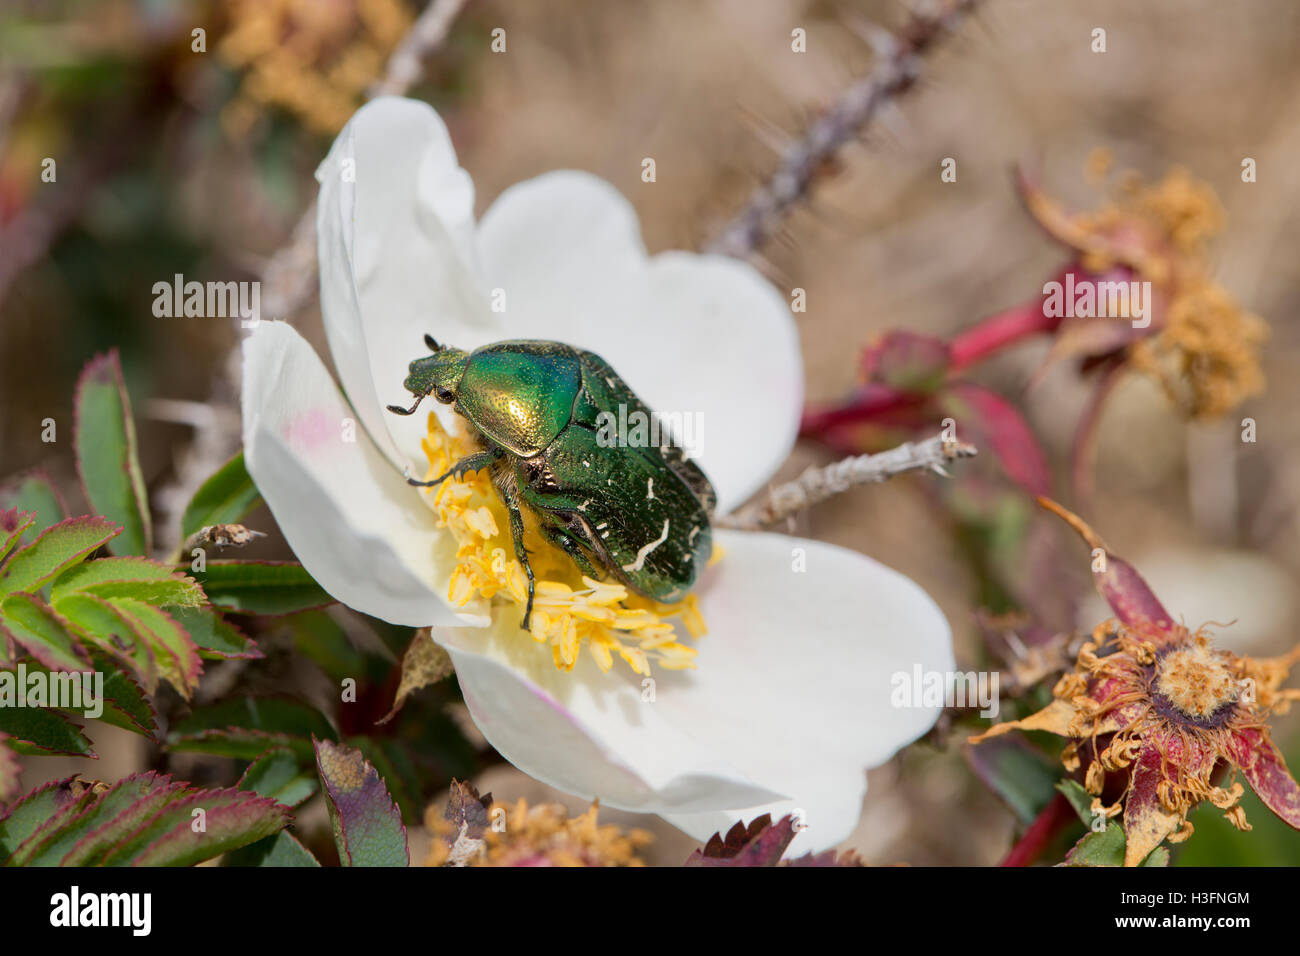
(387, 337, 715, 630)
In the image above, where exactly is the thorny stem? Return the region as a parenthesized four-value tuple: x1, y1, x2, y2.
(1000, 792, 1077, 867)
(716, 434, 976, 530)
(706, 0, 984, 258)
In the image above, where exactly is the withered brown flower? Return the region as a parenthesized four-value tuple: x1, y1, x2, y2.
(974, 499, 1300, 865)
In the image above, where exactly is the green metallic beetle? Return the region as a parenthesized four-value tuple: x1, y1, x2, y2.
(387, 336, 715, 630)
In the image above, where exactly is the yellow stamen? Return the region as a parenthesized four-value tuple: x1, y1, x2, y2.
(419, 414, 709, 675)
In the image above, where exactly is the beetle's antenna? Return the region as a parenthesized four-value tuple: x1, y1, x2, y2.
(424, 334, 443, 352)
(386, 395, 425, 416)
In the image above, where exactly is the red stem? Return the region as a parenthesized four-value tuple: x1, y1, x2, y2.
(799, 388, 922, 436)
(999, 792, 1076, 867)
(948, 298, 1060, 374)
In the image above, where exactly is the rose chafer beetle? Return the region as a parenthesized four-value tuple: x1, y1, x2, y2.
(387, 336, 715, 630)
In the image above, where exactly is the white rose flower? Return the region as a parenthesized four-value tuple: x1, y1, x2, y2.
(241, 97, 952, 852)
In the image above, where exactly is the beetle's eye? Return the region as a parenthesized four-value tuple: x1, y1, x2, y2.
(434, 386, 455, 404)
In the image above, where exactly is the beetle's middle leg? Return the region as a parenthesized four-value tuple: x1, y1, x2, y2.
(405, 448, 501, 487)
(498, 481, 537, 632)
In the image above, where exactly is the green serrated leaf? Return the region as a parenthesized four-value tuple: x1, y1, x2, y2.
(315, 738, 409, 866)
(166, 727, 316, 762)
(54, 592, 157, 692)
(52, 557, 202, 606)
(289, 610, 378, 683)
(104, 789, 290, 867)
(110, 598, 201, 699)
(169, 606, 262, 660)
(17, 774, 167, 866)
(0, 516, 120, 598)
(1, 510, 36, 564)
(75, 351, 151, 555)
(87, 654, 159, 739)
(1, 593, 91, 671)
(171, 696, 335, 741)
(1066, 823, 1126, 866)
(0, 704, 93, 757)
(1141, 846, 1170, 867)
(181, 452, 261, 541)
(222, 829, 320, 867)
(1, 778, 88, 859)
(1056, 779, 1097, 826)
(60, 777, 188, 866)
(239, 747, 317, 807)
(191, 561, 334, 615)
(966, 736, 1061, 826)
(0, 473, 66, 543)
(5, 782, 99, 866)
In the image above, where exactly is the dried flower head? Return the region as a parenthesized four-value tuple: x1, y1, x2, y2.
(1021, 156, 1268, 419)
(425, 786, 651, 867)
(973, 498, 1300, 865)
(218, 0, 412, 136)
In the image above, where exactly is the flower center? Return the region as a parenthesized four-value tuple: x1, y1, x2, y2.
(1154, 640, 1237, 721)
(418, 413, 707, 676)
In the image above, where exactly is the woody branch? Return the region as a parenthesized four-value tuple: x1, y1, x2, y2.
(716, 434, 977, 531)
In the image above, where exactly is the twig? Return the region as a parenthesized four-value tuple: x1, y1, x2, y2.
(152, 0, 470, 551)
(370, 0, 471, 98)
(260, 0, 472, 320)
(706, 0, 982, 258)
(716, 434, 976, 530)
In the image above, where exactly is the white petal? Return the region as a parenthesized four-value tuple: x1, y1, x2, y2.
(661, 531, 953, 852)
(434, 528, 951, 853)
(434, 619, 785, 815)
(476, 171, 802, 512)
(316, 96, 500, 470)
(241, 321, 487, 627)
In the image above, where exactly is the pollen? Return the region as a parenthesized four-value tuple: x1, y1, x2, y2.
(1154, 637, 1238, 720)
(420, 414, 707, 676)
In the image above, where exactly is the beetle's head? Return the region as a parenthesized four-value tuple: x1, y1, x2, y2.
(386, 335, 469, 416)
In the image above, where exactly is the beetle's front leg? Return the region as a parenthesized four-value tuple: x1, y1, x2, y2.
(405, 448, 501, 487)
(500, 483, 537, 632)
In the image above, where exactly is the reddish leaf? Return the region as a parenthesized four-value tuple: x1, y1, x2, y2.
(61, 777, 189, 866)
(1121, 745, 1183, 867)
(125, 790, 290, 867)
(685, 814, 796, 867)
(942, 382, 1051, 496)
(1231, 728, 1300, 830)
(315, 738, 409, 866)
(0, 509, 36, 564)
(442, 779, 492, 847)
(1037, 498, 1174, 632)
(862, 331, 951, 393)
